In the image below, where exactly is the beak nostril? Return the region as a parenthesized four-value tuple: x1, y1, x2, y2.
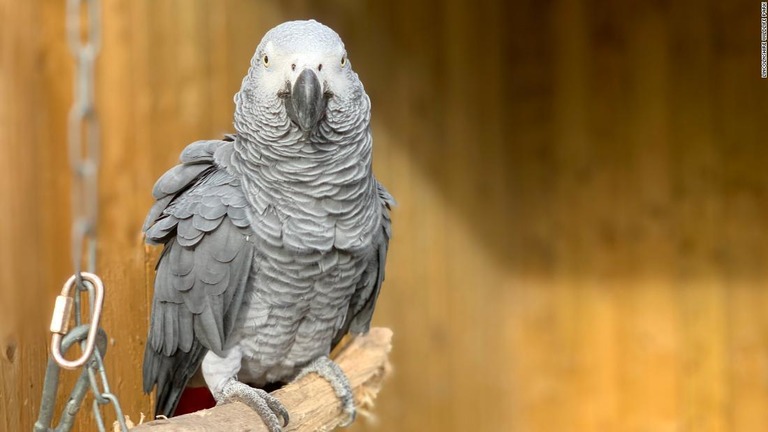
(291, 64, 296, 71)
(318, 64, 323, 71)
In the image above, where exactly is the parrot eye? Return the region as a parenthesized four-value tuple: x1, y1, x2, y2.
(262, 55, 269, 67)
(340, 56, 347, 67)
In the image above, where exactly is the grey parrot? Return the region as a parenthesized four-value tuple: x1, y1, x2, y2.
(142, 20, 393, 431)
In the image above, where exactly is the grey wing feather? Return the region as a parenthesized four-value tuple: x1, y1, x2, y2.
(334, 181, 394, 346)
(142, 137, 253, 417)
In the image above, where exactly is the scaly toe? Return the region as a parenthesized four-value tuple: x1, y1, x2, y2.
(260, 389, 290, 426)
(217, 380, 288, 432)
(298, 356, 357, 427)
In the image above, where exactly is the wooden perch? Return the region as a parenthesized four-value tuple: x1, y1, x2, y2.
(131, 328, 393, 432)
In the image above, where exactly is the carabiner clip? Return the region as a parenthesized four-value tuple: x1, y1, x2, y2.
(50, 272, 104, 370)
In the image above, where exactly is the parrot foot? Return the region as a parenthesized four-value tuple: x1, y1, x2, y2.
(216, 379, 289, 432)
(296, 355, 356, 426)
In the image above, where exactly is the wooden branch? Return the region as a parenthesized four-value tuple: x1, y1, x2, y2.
(131, 328, 393, 432)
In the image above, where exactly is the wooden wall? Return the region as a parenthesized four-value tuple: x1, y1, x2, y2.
(2, 0, 767, 431)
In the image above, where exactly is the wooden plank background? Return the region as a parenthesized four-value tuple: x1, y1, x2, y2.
(2, 0, 767, 431)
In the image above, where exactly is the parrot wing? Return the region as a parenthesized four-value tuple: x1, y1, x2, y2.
(334, 182, 394, 346)
(142, 137, 254, 416)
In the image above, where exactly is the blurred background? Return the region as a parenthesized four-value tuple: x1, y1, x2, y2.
(2, 0, 768, 431)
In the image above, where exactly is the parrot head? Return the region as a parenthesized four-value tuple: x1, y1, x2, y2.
(235, 20, 365, 135)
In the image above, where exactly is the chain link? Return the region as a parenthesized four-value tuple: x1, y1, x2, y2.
(66, 0, 101, 277)
(37, 1, 128, 431)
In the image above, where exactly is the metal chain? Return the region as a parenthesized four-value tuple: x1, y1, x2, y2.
(67, 0, 100, 277)
(36, 1, 128, 431)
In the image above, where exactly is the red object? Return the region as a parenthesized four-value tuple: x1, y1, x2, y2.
(173, 386, 217, 416)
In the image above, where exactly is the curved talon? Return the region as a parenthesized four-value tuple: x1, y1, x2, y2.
(261, 390, 290, 426)
(297, 356, 357, 427)
(338, 406, 356, 428)
(217, 380, 288, 432)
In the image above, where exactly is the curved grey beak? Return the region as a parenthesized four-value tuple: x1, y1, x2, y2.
(285, 69, 326, 131)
